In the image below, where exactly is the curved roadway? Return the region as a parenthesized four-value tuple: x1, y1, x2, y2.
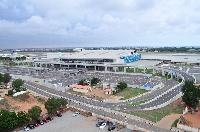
(19, 66, 195, 131)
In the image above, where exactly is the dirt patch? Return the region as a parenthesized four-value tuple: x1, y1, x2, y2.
(0, 88, 10, 97)
(183, 111, 200, 129)
(1, 92, 47, 115)
(0, 98, 10, 110)
(170, 97, 186, 108)
(155, 114, 182, 129)
(86, 87, 113, 99)
(154, 97, 185, 129)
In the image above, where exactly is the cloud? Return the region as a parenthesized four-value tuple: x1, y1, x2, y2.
(0, 0, 200, 49)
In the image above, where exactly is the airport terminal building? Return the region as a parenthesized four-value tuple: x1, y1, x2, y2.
(45, 50, 142, 71)
(14, 49, 200, 72)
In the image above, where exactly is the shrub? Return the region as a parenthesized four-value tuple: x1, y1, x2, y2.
(37, 97, 45, 103)
(21, 87, 27, 91)
(8, 90, 13, 96)
(16, 88, 20, 92)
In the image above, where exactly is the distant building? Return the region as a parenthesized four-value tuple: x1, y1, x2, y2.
(73, 48, 85, 52)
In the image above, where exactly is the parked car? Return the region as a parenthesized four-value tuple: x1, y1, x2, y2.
(57, 114, 62, 117)
(33, 123, 39, 127)
(27, 124, 35, 129)
(37, 120, 44, 125)
(96, 121, 104, 127)
(108, 125, 116, 131)
(99, 123, 106, 129)
(42, 119, 50, 123)
(23, 127, 29, 131)
(46, 116, 53, 121)
(72, 112, 79, 117)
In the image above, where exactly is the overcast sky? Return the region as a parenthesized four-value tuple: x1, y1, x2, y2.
(0, 0, 200, 49)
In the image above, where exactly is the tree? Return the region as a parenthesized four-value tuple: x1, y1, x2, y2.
(182, 80, 200, 108)
(0, 110, 18, 132)
(117, 82, 127, 92)
(16, 88, 20, 92)
(8, 90, 13, 96)
(3, 59, 15, 73)
(17, 111, 30, 126)
(28, 106, 42, 121)
(12, 79, 24, 89)
(91, 77, 100, 85)
(2, 73, 11, 85)
(78, 79, 85, 85)
(45, 97, 61, 115)
(58, 97, 68, 108)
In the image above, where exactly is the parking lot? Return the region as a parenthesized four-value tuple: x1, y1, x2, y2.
(0, 66, 162, 91)
(18, 111, 125, 132)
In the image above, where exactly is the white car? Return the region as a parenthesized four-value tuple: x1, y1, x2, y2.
(72, 112, 79, 117)
(99, 123, 106, 129)
(23, 127, 29, 131)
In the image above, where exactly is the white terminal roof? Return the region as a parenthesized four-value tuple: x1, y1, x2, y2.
(59, 50, 136, 60)
(141, 53, 200, 63)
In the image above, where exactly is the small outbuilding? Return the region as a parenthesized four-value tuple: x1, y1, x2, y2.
(104, 89, 112, 95)
(73, 85, 91, 93)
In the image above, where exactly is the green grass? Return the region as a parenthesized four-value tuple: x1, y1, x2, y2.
(180, 65, 194, 67)
(116, 87, 148, 100)
(126, 68, 153, 73)
(138, 69, 144, 72)
(37, 97, 45, 103)
(171, 119, 179, 127)
(152, 73, 168, 79)
(126, 68, 134, 72)
(147, 69, 153, 73)
(124, 100, 149, 106)
(121, 105, 183, 123)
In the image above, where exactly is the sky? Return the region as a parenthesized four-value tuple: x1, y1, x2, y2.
(0, 0, 200, 49)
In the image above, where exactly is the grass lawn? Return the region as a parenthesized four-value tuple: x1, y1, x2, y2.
(116, 87, 149, 100)
(147, 69, 153, 73)
(126, 68, 153, 73)
(180, 65, 194, 67)
(138, 69, 144, 72)
(171, 119, 179, 127)
(121, 105, 183, 123)
(152, 73, 168, 79)
(124, 100, 149, 106)
(126, 68, 134, 72)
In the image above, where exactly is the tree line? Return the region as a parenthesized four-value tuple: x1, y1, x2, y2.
(0, 97, 67, 132)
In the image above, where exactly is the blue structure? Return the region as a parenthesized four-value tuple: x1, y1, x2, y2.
(121, 54, 141, 63)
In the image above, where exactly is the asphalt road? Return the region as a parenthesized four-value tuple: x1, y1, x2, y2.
(1, 65, 195, 131)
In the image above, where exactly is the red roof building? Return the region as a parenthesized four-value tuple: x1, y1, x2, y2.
(73, 85, 91, 93)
